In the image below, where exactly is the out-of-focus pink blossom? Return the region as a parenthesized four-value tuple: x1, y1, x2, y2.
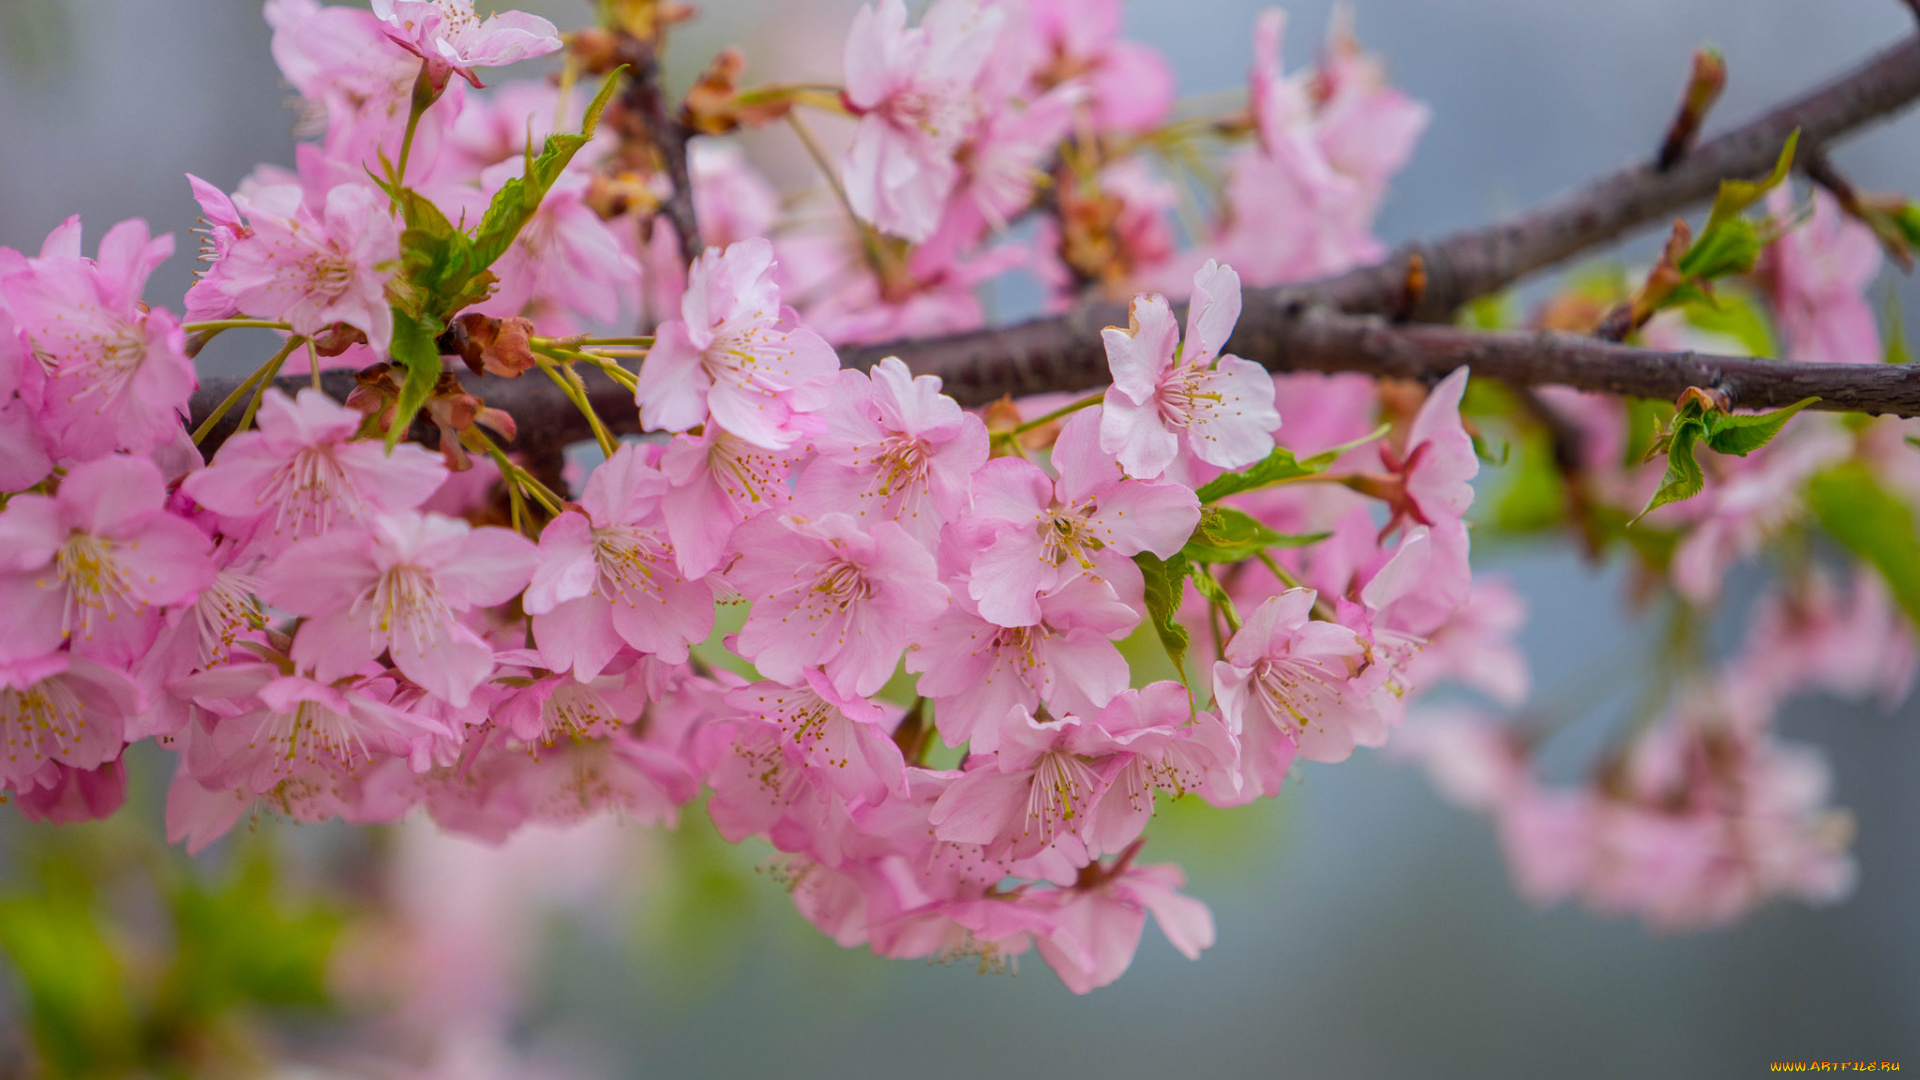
(476, 167, 639, 330)
(841, 0, 1005, 242)
(11, 758, 128, 824)
(182, 388, 447, 559)
(634, 238, 838, 449)
(1100, 261, 1280, 478)
(1021, 0, 1174, 134)
(369, 0, 562, 90)
(1758, 187, 1882, 365)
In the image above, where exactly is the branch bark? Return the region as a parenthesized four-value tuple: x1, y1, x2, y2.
(189, 33, 1920, 452)
(615, 31, 701, 262)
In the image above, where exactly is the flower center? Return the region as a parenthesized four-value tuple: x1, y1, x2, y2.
(54, 532, 144, 643)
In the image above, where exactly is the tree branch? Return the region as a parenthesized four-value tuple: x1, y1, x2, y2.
(188, 33, 1920, 452)
(616, 31, 701, 262)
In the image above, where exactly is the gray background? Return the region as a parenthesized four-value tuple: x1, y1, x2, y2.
(1, 0, 1916, 1076)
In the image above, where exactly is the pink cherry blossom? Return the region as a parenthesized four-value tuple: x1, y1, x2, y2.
(965, 408, 1199, 627)
(1099, 261, 1280, 478)
(210, 182, 401, 354)
(659, 424, 801, 579)
(181, 387, 448, 558)
(1213, 589, 1377, 784)
(633, 238, 839, 449)
(369, 0, 562, 91)
(265, 0, 426, 161)
(1022, 0, 1173, 134)
(794, 356, 989, 545)
(727, 512, 948, 698)
(170, 664, 449, 793)
(0, 304, 52, 492)
(1033, 861, 1214, 994)
(521, 444, 714, 681)
(2, 217, 196, 460)
(11, 758, 128, 824)
(907, 574, 1136, 753)
(1758, 187, 1882, 365)
(840, 0, 1005, 242)
(261, 510, 537, 707)
(725, 670, 908, 806)
(1088, 682, 1242, 853)
(929, 706, 1135, 864)
(0, 653, 143, 788)
(0, 455, 215, 666)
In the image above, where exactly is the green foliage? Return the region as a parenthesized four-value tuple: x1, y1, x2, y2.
(161, 849, 340, 1022)
(1681, 285, 1779, 358)
(1134, 551, 1192, 686)
(385, 309, 446, 450)
(1181, 506, 1326, 563)
(1635, 395, 1818, 521)
(1807, 463, 1920, 629)
(1675, 215, 1764, 284)
(1194, 424, 1387, 503)
(0, 863, 137, 1077)
(470, 69, 624, 273)
(1703, 129, 1799, 235)
(1884, 285, 1913, 365)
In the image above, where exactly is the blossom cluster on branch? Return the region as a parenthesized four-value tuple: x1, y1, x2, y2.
(4, 0, 1920, 1014)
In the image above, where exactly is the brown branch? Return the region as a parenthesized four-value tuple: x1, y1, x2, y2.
(615, 31, 702, 262)
(189, 33, 1920, 450)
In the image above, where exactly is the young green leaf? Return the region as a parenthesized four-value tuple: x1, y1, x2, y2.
(1807, 462, 1920, 629)
(1633, 414, 1706, 522)
(1676, 215, 1764, 283)
(385, 309, 445, 450)
(1134, 551, 1192, 687)
(469, 67, 624, 274)
(1701, 396, 1818, 457)
(1194, 423, 1389, 503)
(1181, 506, 1327, 563)
(1703, 128, 1799, 235)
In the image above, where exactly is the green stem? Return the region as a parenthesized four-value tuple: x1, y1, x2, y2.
(234, 336, 305, 438)
(475, 432, 566, 517)
(181, 319, 295, 335)
(1006, 391, 1106, 438)
(394, 61, 443, 192)
(787, 110, 893, 278)
(538, 357, 619, 457)
(191, 336, 304, 444)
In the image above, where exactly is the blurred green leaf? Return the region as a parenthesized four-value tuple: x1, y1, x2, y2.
(1703, 129, 1798, 234)
(1134, 551, 1192, 688)
(1181, 507, 1325, 563)
(1807, 463, 1920, 629)
(0, 862, 137, 1078)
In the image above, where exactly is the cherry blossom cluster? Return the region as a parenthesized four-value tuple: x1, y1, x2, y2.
(1, 0, 1914, 1006)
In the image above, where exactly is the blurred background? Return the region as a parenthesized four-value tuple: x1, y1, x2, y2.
(1, 0, 1917, 1076)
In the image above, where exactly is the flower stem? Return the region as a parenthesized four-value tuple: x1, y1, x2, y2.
(181, 318, 294, 335)
(234, 336, 305, 437)
(1006, 390, 1105, 438)
(394, 61, 443, 193)
(191, 335, 305, 444)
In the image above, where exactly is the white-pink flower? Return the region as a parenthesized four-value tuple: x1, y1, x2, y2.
(369, 0, 562, 90)
(261, 510, 537, 707)
(1759, 187, 1882, 365)
(928, 706, 1130, 864)
(1033, 861, 1214, 995)
(181, 388, 447, 558)
(633, 238, 839, 450)
(840, 0, 1005, 242)
(727, 512, 948, 698)
(211, 182, 401, 354)
(1099, 260, 1280, 478)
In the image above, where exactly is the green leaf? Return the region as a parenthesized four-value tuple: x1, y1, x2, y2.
(1703, 128, 1799, 235)
(1889, 201, 1920, 251)
(1134, 551, 1192, 686)
(1634, 415, 1706, 521)
(163, 848, 341, 1020)
(1807, 463, 1920, 629)
(1194, 423, 1388, 503)
(1676, 216, 1764, 282)
(1885, 284, 1913, 365)
(1701, 396, 1818, 457)
(469, 67, 624, 274)
(1623, 399, 1673, 468)
(1181, 506, 1326, 563)
(0, 865, 138, 1076)
(386, 308, 444, 450)
(1681, 285, 1779, 357)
